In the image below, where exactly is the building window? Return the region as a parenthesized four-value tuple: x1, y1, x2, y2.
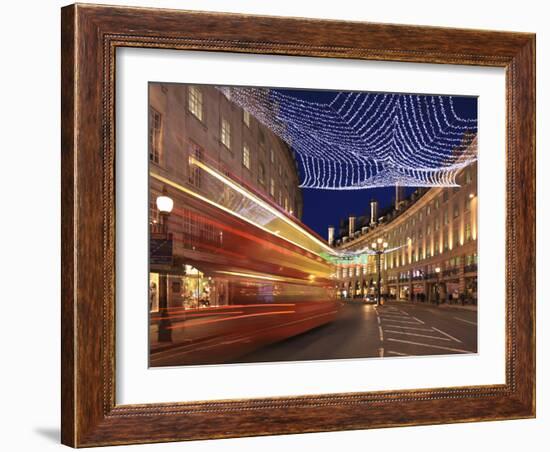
(466, 253, 478, 266)
(443, 191, 449, 202)
(221, 118, 231, 149)
(427, 205, 431, 216)
(464, 197, 470, 212)
(465, 167, 473, 184)
(270, 148, 275, 164)
(242, 144, 251, 169)
(149, 107, 162, 164)
(258, 162, 266, 185)
(183, 209, 220, 250)
(243, 110, 250, 127)
(149, 199, 159, 225)
(188, 86, 203, 121)
(426, 225, 431, 236)
(284, 197, 289, 212)
(444, 210, 449, 225)
(454, 227, 460, 247)
(188, 143, 203, 188)
(269, 177, 275, 197)
(465, 222, 472, 242)
(435, 198, 440, 209)
(453, 203, 459, 218)
(435, 218, 440, 231)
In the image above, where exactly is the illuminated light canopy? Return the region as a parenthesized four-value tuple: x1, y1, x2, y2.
(219, 87, 477, 189)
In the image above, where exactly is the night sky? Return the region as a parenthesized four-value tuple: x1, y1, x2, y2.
(277, 89, 478, 240)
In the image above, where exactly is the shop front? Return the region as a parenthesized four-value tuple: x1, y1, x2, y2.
(464, 276, 478, 304)
(149, 264, 229, 312)
(444, 280, 461, 304)
(412, 283, 426, 302)
(399, 285, 410, 301)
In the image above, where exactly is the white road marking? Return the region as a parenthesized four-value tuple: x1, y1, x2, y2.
(378, 315, 411, 320)
(377, 316, 381, 325)
(411, 316, 425, 324)
(383, 324, 434, 332)
(431, 327, 462, 343)
(378, 347, 385, 357)
(384, 330, 451, 341)
(378, 325, 384, 341)
(387, 338, 473, 354)
(380, 319, 421, 325)
(387, 350, 408, 356)
(454, 316, 477, 326)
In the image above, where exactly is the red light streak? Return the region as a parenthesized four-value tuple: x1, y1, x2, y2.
(166, 310, 296, 330)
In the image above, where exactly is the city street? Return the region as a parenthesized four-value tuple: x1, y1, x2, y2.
(236, 301, 477, 363)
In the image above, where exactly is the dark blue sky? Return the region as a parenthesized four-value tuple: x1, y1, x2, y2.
(280, 89, 478, 239)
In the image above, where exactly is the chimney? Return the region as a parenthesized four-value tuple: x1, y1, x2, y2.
(395, 184, 404, 210)
(328, 225, 335, 246)
(370, 200, 378, 225)
(348, 215, 356, 238)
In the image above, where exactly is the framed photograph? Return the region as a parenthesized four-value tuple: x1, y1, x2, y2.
(61, 4, 535, 447)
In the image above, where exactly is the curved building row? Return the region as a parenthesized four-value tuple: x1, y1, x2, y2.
(331, 141, 478, 305)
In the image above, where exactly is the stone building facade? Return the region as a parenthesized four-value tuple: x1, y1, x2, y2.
(148, 83, 303, 311)
(333, 148, 478, 305)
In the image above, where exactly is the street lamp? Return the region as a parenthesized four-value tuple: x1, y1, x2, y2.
(156, 186, 174, 342)
(371, 238, 388, 306)
(156, 186, 174, 234)
(434, 266, 441, 306)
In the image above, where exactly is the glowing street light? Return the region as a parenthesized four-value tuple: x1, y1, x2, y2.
(371, 239, 389, 306)
(156, 186, 173, 235)
(156, 194, 174, 213)
(156, 186, 174, 343)
(434, 266, 442, 305)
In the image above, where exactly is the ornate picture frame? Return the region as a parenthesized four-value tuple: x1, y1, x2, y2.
(61, 3, 535, 447)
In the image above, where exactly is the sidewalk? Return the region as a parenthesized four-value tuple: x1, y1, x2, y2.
(386, 299, 477, 311)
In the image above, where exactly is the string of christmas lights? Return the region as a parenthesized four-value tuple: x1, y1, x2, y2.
(219, 87, 477, 189)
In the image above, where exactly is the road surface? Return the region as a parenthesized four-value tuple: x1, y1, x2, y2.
(235, 301, 478, 363)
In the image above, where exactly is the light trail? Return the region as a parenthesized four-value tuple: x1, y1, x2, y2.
(151, 171, 336, 262)
(166, 310, 296, 329)
(189, 156, 336, 254)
